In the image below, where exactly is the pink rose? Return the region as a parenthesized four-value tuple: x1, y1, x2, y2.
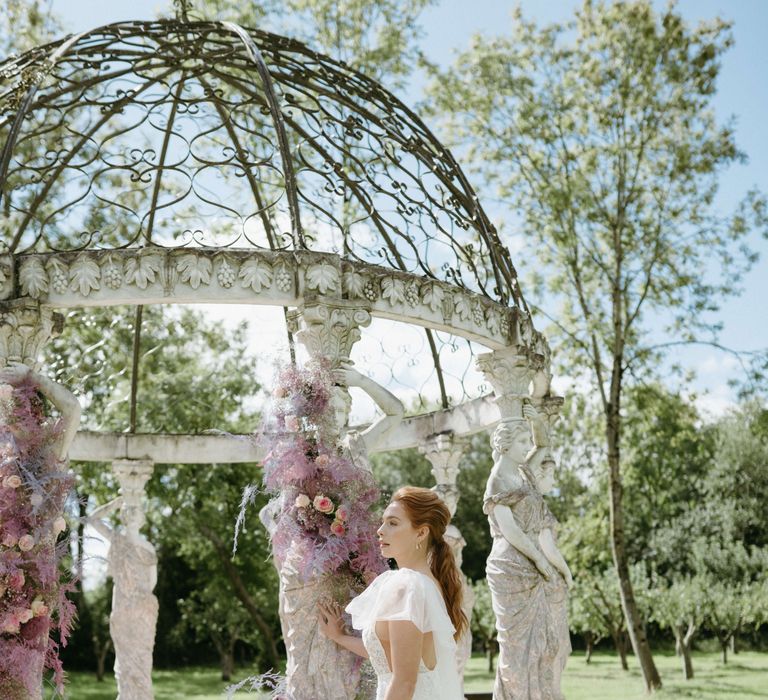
(294, 494, 310, 508)
(274, 386, 288, 399)
(53, 517, 67, 535)
(18, 534, 35, 551)
(9, 570, 25, 590)
(335, 506, 349, 521)
(2, 533, 18, 548)
(330, 519, 346, 536)
(313, 494, 334, 514)
(30, 493, 43, 507)
(315, 454, 330, 467)
(17, 608, 33, 624)
(284, 415, 300, 432)
(3, 475, 21, 489)
(31, 598, 49, 618)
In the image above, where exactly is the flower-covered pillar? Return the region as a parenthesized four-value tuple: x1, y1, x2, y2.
(419, 433, 474, 679)
(89, 459, 158, 700)
(0, 294, 79, 699)
(281, 294, 377, 700)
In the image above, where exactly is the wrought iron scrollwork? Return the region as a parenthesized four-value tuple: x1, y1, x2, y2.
(0, 20, 525, 308)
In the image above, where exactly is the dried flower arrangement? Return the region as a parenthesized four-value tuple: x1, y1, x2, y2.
(0, 380, 75, 698)
(261, 360, 386, 584)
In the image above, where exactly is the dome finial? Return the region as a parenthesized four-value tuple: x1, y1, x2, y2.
(173, 0, 192, 22)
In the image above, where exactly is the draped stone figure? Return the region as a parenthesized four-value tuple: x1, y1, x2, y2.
(483, 406, 571, 700)
(276, 362, 404, 700)
(88, 461, 158, 700)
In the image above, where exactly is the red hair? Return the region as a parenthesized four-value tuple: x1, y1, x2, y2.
(391, 486, 468, 640)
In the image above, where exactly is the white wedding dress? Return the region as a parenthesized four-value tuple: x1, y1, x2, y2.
(346, 569, 463, 700)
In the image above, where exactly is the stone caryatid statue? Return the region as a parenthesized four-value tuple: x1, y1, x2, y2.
(281, 296, 405, 700)
(419, 433, 474, 681)
(477, 347, 571, 700)
(88, 460, 158, 700)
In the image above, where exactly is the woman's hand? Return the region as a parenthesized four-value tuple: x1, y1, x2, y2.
(317, 601, 345, 642)
(0, 361, 32, 386)
(332, 362, 365, 388)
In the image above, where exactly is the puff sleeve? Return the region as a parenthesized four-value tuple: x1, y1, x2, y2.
(346, 569, 454, 635)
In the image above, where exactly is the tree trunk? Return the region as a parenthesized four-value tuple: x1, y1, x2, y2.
(606, 392, 662, 692)
(610, 630, 629, 671)
(673, 627, 694, 680)
(197, 522, 281, 670)
(487, 642, 495, 673)
(721, 637, 728, 664)
(731, 632, 739, 655)
(585, 631, 594, 664)
(95, 639, 111, 682)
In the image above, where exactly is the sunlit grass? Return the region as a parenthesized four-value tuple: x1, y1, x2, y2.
(63, 650, 768, 699)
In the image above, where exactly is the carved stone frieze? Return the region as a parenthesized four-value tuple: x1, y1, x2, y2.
(0, 299, 63, 368)
(14, 249, 530, 350)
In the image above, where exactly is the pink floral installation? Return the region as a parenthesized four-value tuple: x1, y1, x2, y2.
(0, 380, 75, 698)
(260, 360, 386, 585)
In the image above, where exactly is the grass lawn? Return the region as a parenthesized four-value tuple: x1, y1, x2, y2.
(64, 650, 768, 699)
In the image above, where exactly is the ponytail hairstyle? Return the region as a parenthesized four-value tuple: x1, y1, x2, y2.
(391, 486, 468, 640)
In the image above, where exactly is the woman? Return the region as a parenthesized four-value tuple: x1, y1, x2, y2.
(483, 405, 571, 700)
(318, 486, 467, 700)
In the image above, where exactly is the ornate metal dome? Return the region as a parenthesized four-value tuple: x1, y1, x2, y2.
(0, 17, 526, 308)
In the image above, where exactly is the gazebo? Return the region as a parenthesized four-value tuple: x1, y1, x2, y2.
(0, 5, 564, 698)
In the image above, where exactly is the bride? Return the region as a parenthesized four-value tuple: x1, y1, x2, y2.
(318, 486, 467, 700)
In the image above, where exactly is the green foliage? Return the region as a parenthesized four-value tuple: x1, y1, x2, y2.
(194, 0, 434, 88)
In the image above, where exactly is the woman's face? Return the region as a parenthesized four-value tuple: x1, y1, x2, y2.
(377, 501, 424, 561)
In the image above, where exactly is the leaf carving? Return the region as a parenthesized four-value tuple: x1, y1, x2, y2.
(69, 256, 101, 296)
(177, 254, 212, 290)
(306, 263, 339, 294)
(19, 258, 48, 299)
(239, 258, 273, 293)
(381, 276, 405, 306)
(422, 282, 445, 312)
(125, 254, 162, 290)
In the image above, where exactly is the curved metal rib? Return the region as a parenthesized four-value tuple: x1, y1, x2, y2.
(220, 21, 304, 249)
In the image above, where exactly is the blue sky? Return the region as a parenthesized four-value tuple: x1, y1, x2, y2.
(37, 0, 768, 413)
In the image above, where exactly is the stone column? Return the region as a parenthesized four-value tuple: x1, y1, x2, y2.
(282, 298, 374, 700)
(419, 433, 474, 682)
(109, 459, 158, 700)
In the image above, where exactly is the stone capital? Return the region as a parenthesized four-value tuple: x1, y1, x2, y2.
(0, 299, 64, 369)
(288, 299, 372, 367)
(476, 345, 544, 420)
(112, 459, 154, 504)
(420, 432, 468, 517)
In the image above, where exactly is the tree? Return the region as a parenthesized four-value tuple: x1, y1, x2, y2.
(650, 576, 706, 679)
(470, 578, 498, 673)
(427, 1, 768, 691)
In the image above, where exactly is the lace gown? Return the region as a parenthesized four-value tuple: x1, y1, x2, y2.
(346, 569, 463, 700)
